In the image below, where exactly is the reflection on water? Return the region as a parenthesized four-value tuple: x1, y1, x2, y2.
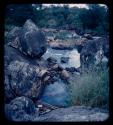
(40, 79, 69, 107)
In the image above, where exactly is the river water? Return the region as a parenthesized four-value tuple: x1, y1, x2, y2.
(42, 47, 80, 68)
(40, 48, 80, 107)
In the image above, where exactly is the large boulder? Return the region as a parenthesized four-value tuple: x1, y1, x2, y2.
(4, 20, 49, 102)
(5, 96, 37, 121)
(6, 27, 21, 44)
(7, 19, 47, 58)
(80, 37, 109, 69)
(20, 19, 47, 58)
(5, 61, 44, 102)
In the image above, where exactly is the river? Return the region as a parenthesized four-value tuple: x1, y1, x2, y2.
(40, 48, 80, 107)
(43, 47, 80, 68)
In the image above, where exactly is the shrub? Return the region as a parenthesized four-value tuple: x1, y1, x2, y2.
(67, 66, 109, 109)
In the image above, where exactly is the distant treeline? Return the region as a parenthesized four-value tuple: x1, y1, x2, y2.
(5, 4, 109, 35)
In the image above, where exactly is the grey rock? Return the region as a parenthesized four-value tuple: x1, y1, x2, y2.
(19, 19, 47, 58)
(83, 33, 93, 40)
(33, 106, 109, 121)
(61, 57, 69, 63)
(4, 20, 49, 102)
(7, 19, 47, 58)
(47, 57, 57, 67)
(60, 70, 70, 80)
(65, 67, 79, 73)
(6, 27, 21, 44)
(51, 44, 73, 50)
(5, 61, 43, 100)
(80, 37, 109, 69)
(5, 96, 37, 121)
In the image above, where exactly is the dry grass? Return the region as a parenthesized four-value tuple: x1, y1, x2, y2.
(67, 66, 109, 109)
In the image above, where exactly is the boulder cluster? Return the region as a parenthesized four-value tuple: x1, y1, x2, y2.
(4, 19, 70, 121)
(4, 19, 109, 121)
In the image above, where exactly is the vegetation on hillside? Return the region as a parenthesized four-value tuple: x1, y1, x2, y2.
(5, 4, 109, 36)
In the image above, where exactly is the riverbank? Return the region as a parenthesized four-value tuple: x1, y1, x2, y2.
(34, 106, 109, 122)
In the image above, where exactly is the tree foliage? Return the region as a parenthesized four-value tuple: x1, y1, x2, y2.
(5, 4, 109, 35)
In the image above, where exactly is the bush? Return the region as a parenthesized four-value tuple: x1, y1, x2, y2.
(67, 66, 109, 109)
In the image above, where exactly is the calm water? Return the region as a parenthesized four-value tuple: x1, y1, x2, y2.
(40, 48, 80, 107)
(40, 79, 69, 107)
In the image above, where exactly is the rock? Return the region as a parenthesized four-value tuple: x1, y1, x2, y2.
(38, 69, 48, 78)
(4, 74, 16, 102)
(47, 57, 57, 67)
(6, 27, 21, 44)
(51, 64, 59, 70)
(60, 70, 70, 80)
(5, 97, 109, 121)
(8, 19, 47, 58)
(47, 57, 57, 63)
(50, 43, 73, 50)
(4, 20, 48, 102)
(84, 33, 93, 40)
(33, 106, 109, 121)
(80, 37, 109, 69)
(43, 76, 51, 83)
(20, 19, 47, 58)
(95, 48, 104, 65)
(5, 96, 37, 121)
(5, 60, 44, 100)
(74, 37, 87, 47)
(57, 65, 64, 71)
(61, 57, 69, 63)
(76, 45, 83, 53)
(65, 67, 79, 73)
(47, 36, 55, 42)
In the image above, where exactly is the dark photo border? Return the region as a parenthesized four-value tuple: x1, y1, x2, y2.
(0, 0, 112, 124)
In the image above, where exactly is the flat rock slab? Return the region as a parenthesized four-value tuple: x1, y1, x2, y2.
(34, 106, 109, 122)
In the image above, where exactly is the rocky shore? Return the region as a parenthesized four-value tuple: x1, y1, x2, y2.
(4, 19, 109, 121)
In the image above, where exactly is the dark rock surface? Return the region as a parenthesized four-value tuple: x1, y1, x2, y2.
(6, 26, 21, 44)
(5, 96, 37, 121)
(4, 20, 49, 102)
(7, 19, 47, 58)
(34, 106, 108, 122)
(20, 19, 47, 58)
(5, 99, 109, 122)
(5, 60, 43, 101)
(51, 44, 73, 50)
(80, 37, 109, 70)
(65, 67, 79, 73)
(60, 70, 70, 80)
(61, 57, 69, 63)
(83, 33, 93, 40)
(47, 57, 57, 66)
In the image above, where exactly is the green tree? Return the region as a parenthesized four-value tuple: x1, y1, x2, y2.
(5, 4, 35, 26)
